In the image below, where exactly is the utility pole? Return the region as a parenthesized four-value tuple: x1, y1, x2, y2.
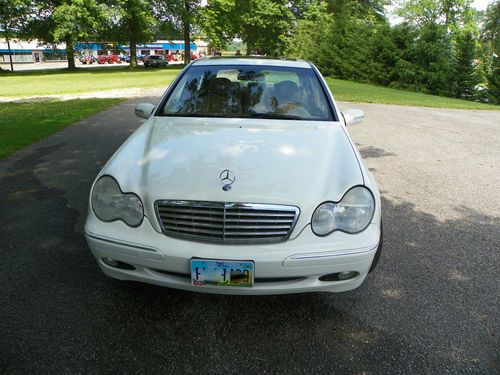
(6, 33, 14, 72)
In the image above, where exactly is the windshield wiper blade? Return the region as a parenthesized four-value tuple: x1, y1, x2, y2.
(246, 112, 305, 120)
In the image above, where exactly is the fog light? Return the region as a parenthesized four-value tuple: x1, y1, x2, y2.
(338, 271, 358, 280)
(102, 257, 118, 267)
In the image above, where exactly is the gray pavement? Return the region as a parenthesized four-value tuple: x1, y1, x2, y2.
(0, 98, 499, 374)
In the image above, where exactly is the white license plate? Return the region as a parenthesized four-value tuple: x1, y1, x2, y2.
(190, 259, 255, 288)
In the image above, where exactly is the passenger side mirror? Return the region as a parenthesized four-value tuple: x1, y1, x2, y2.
(135, 103, 156, 119)
(341, 109, 364, 126)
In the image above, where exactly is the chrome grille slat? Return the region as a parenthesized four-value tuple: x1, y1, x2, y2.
(155, 200, 299, 244)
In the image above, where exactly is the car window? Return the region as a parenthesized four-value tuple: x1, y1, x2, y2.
(160, 65, 333, 121)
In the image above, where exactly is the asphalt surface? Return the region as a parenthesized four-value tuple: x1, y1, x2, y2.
(0, 98, 499, 374)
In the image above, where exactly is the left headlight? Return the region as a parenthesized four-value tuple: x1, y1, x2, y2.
(91, 175, 144, 227)
(311, 186, 375, 236)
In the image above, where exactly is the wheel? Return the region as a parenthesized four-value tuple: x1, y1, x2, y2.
(98, 58, 106, 64)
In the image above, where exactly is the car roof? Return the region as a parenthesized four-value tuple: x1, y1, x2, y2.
(191, 57, 312, 69)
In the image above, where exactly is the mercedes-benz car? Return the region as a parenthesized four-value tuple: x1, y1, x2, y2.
(84, 57, 382, 295)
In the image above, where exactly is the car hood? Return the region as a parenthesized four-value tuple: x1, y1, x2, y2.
(103, 116, 363, 233)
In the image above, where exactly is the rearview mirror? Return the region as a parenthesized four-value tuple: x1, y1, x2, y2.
(341, 109, 364, 126)
(135, 103, 156, 119)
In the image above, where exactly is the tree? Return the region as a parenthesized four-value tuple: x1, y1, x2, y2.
(453, 30, 480, 98)
(22, 0, 109, 70)
(0, 0, 31, 71)
(112, 0, 156, 68)
(153, 0, 201, 64)
(202, 0, 293, 56)
(198, 0, 236, 51)
(51, 0, 109, 69)
(480, 1, 500, 103)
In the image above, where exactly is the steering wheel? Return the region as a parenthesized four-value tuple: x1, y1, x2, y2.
(278, 101, 311, 117)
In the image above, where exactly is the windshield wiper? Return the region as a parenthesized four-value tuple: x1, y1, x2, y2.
(245, 112, 305, 120)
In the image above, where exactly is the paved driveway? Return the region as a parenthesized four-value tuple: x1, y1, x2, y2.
(0, 98, 498, 374)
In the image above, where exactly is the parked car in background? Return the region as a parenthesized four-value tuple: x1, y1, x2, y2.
(97, 55, 122, 64)
(85, 57, 383, 295)
(144, 55, 168, 68)
(80, 55, 96, 64)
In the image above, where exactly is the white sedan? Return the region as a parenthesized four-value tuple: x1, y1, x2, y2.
(84, 57, 382, 294)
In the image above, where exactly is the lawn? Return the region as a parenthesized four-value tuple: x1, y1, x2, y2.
(0, 98, 123, 159)
(0, 66, 180, 97)
(326, 78, 497, 110)
(1, 65, 498, 110)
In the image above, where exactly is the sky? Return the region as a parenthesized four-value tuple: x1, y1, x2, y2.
(472, 0, 493, 11)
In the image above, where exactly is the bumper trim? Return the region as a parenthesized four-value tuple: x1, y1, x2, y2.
(85, 230, 161, 253)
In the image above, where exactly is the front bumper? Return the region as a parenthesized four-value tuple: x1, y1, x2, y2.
(85, 211, 381, 295)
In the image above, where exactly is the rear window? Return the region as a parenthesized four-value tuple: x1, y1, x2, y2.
(159, 65, 333, 121)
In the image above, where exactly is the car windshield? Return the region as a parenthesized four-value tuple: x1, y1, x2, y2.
(160, 65, 333, 121)
(149, 56, 161, 60)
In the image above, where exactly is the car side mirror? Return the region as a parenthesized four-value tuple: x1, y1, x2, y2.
(135, 103, 156, 119)
(341, 109, 364, 126)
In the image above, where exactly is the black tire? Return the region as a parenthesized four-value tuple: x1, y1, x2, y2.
(369, 220, 383, 273)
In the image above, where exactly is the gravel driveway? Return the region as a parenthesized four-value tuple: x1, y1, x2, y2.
(0, 98, 498, 374)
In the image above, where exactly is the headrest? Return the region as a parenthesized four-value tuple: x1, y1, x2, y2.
(274, 80, 299, 99)
(209, 77, 233, 96)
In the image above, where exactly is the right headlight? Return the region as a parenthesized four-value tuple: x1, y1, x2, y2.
(91, 175, 144, 227)
(311, 186, 375, 236)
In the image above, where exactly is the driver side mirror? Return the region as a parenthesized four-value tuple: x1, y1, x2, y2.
(341, 109, 364, 126)
(135, 103, 156, 119)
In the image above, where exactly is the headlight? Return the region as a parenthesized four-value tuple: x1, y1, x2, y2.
(91, 176, 144, 227)
(311, 186, 375, 236)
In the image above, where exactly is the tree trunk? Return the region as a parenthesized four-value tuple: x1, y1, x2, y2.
(6, 34, 14, 72)
(246, 39, 253, 56)
(183, 0, 191, 65)
(130, 36, 138, 68)
(65, 37, 76, 69)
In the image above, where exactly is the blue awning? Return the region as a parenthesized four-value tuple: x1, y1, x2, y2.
(0, 49, 36, 53)
(121, 43, 197, 51)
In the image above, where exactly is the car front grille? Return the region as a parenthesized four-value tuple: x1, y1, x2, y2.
(155, 200, 300, 244)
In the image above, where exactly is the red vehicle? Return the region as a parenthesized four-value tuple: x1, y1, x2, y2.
(97, 55, 122, 64)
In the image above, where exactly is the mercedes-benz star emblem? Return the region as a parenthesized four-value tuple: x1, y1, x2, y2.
(220, 169, 236, 191)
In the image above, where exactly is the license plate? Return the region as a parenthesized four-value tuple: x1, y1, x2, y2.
(190, 259, 255, 288)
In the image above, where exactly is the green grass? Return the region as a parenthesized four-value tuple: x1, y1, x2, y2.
(0, 98, 123, 159)
(1, 66, 498, 110)
(326, 78, 498, 110)
(0, 66, 181, 97)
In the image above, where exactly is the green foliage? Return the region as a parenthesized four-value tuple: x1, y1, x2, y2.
(198, 0, 236, 49)
(480, 0, 500, 53)
(202, 0, 293, 55)
(0, 0, 31, 36)
(453, 30, 480, 98)
(111, 0, 156, 67)
(487, 56, 500, 103)
(392, 23, 454, 96)
(51, 0, 109, 42)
